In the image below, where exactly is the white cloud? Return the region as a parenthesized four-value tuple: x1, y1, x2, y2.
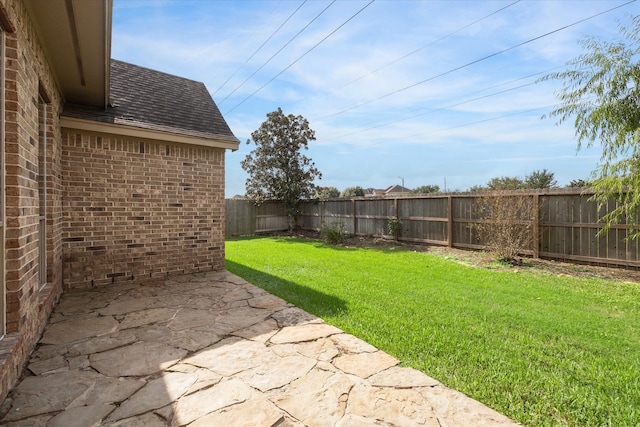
(113, 0, 634, 195)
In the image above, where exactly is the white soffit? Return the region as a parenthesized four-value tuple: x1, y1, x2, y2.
(25, 0, 112, 107)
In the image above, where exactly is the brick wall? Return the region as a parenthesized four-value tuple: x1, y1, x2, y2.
(0, 0, 64, 401)
(61, 133, 226, 289)
(0, 0, 231, 403)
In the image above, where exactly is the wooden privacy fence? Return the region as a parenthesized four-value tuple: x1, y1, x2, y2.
(226, 188, 640, 269)
(226, 199, 288, 236)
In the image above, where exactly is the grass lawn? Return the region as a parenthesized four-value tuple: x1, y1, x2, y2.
(225, 236, 640, 427)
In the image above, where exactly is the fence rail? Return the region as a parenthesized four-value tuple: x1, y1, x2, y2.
(226, 189, 640, 269)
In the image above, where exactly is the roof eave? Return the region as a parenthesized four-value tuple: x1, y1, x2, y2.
(60, 116, 241, 151)
(25, 0, 112, 108)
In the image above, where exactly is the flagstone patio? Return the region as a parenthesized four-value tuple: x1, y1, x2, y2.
(0, 271, 520, 426)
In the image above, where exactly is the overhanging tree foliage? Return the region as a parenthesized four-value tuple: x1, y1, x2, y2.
(315, 186, 340, 199)
(411, 184, 440, 194)
(525, 169, 557, 189)
(568, 179, 591, 188)
(241, 108, 321, 229)
(486, 176, 524, 190)
(542, 15, 640, 237)
(341, 186, 365, 197)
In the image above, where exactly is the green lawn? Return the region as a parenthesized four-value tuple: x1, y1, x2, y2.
(225, 236, 640, 427)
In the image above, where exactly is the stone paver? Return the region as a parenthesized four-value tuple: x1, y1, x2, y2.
(0, 271, 521, 426)
(90, 342, 188, 377)
(333, 351, 399, 379)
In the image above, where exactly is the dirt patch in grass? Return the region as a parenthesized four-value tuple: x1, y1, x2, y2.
(271, 229, 640, 284)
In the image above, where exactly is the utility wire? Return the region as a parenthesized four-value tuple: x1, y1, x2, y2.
(337, 81, 539, 139)
(342, 0, 521, 88)
(213, 0, 307, 97)
(218, 0, 336, 106)
(330, 64, 567, 139)
(326, 0, 636, 118)
(414, 96, 598, 140)
(427, 104, 556, 135)
(225, 0, 376, 114)
(352, 103, 559, 151)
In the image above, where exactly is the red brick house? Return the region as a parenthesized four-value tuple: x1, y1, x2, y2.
(0, 0, 239, 400)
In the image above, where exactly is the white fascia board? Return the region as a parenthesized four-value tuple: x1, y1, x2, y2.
(60, 116, 240, 151)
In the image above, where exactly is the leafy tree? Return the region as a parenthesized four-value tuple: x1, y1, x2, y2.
(315, 186, 340, 199)
(467, 184, 487, 193)
(542, 16, 640, 237)
(524, 169, 557, 189)
(241, 108, 321, 229)
(341, 186, 365, 197)
(486, 176, 524, 190)
(411, 185, 440, 194)
(568, 179, 591, 188)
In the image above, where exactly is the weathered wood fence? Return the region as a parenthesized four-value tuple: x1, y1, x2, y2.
(226, 199, 289, 236)
(226, 189, 640, 269)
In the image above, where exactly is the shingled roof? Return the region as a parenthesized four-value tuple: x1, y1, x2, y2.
(63, 59, 239, 145)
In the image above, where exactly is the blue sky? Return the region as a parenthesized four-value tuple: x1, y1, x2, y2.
(111, 0, 637, 196)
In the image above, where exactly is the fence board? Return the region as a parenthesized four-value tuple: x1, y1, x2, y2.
(298, 201, 322, 231)
(355, 199, 395, 237)
(399, 198, 448, 243)
(451, 196, 476, 247)
(255, 201, 288, 233)
(226, 199, 256, 236)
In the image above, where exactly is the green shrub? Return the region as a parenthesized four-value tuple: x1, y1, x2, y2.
(473, 190, 535, 263)
(320, 221, 347, 244)
(388, 216, 403, 240)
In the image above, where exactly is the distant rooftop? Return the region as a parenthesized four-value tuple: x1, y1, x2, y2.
(63, 59, 239, 145)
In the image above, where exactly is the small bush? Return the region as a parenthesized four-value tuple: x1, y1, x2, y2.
(388, 216, 403, 240)
(320, 221, 347, 244)
(473, 191, 535, 263)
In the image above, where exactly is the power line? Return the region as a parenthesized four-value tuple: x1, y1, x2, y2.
(326, 0, 636, 119)
(337, 81, 539, 139)
(330, 64, 567, 140)
(350, 104, 559, 151)
(341, 0, 521, 88)
(414, 95, 599, 142)
(225, 0, 376, 115)
(427, 104, 556, 135)
(218, 0, 336, 106)
(213, 0, 307, 97)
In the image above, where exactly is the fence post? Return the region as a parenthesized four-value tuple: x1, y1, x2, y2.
(352, 198, 357, 236)
(447, 195, 453, 247)
(533, 193, 540, 259)
(395, 198, 400, 239)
